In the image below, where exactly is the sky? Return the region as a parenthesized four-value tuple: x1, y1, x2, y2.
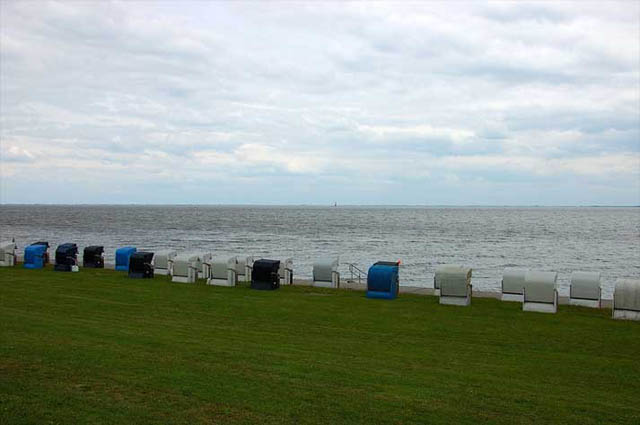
(1, 1, 639, 205)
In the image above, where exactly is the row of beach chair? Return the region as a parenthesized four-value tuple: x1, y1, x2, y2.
(2, 240, 638, 321)
(432, 264, 640, 320)
(151, 250, 293, 287)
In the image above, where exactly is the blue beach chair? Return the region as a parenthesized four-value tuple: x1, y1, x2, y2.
(24, 244, 47, 269)
(366, 261, 400, 300)
(115, 246, 137, 271)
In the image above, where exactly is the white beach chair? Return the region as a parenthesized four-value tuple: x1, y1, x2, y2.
(152, 250, 177, 276)
(0, 240, 17, 267)
(279, 258, 293, 285)
(501, 267, 528, 302)
(312, 257, 340, 288)
(569, 271, 601, 308)
(197, 252, 212, 279)
(236, 256, 254, 282)
(207, 257, 238, 287)
(436, 264, 472, 306)
(612, 279, 640, 321)
(171, 254, 201, 283)
(523, 271, 558, 313)
(434, 264, 465, 296)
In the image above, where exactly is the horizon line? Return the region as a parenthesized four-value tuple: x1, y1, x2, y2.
(1, 203, 638, 208)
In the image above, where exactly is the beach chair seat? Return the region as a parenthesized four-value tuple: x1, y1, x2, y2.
(83, 246, 104, 268)
(252, 259, 280, 290)
(54, 243, 78, 272)
(115, 247, 137, 271)
(152, 250, 177, 275)
(24, 244, 47, 269)
(436, 264, 472, 306)
(366, 261, 400, 299)
(0, 240, 17, 267)
(313, 257, 340, 288)
(128, 252, 154, 279)
(30, 242, 50, 264)
(172, 254, 201, 283)
(612, 279, 640, 321)
(569, 271, 601, 308)
(197, 252, 212, 279)
(207, 256, 238, 286)
(434, 264, 466, 296)
(236, 256, 254, 282)
(523, 271, 558, 313)
(279, 258, 293, 285)
(501, 267, 527, 302)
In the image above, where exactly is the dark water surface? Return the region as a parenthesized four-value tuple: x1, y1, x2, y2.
(1, 205, 638, 297)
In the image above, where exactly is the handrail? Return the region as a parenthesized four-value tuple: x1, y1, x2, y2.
(346, 263, 367, 285)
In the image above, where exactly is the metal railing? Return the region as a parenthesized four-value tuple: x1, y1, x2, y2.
(345, 263, 367, 284)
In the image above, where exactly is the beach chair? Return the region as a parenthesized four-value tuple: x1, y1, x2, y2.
(152, 250, 177, 275)
(30, 241, 50, 264)
(434, 264, 465, 296)
(23, 244, 47, 269)
(569, 271, 601, 308)
(279, 258, 293, 285)
(0, 240, 17, 267)
(313, 257, 340, 288)
(207, 257, 238, 286)
(128, 252, 154, 278)
(197, 252, 212, 279)
(115, 247, 137, 271)
(252, 259, 280, 290)
(83, 246, 104, 268)
(236, 256, 254, 282)
(612, 279, 640, 321)
(366, 261, 400, 300)
(53, 243, 78, 272)
(437, 265, 472, 306)
(172, 254, 201, 283)
(501, 267, 527, 302)
(523, 271, 558, 313)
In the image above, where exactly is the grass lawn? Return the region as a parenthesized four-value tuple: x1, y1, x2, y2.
(1, 265, 639, 424)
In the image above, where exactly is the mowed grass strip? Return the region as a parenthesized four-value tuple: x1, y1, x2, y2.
(1, 266, 639, 424)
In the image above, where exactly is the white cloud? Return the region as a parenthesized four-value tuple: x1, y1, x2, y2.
(1, 145, 36, 163)
(357, 124, 475, 144)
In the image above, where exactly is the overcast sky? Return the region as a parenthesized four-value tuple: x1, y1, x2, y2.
(1, 1, 638, 205)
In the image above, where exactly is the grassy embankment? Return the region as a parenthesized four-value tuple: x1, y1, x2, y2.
(1, 265, 639, 424)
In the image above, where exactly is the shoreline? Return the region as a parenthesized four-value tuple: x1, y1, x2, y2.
(290, 278, 615, 309)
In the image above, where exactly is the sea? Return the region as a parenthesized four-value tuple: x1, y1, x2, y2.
(1, 205, 638, 298)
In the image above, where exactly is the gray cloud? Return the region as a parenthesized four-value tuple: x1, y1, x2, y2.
(0, 1, 638, 205)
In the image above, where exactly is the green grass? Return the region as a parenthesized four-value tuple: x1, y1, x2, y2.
(1, 266, 639, 425)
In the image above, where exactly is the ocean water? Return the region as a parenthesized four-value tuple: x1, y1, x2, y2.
(1, 205, 638, 298)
